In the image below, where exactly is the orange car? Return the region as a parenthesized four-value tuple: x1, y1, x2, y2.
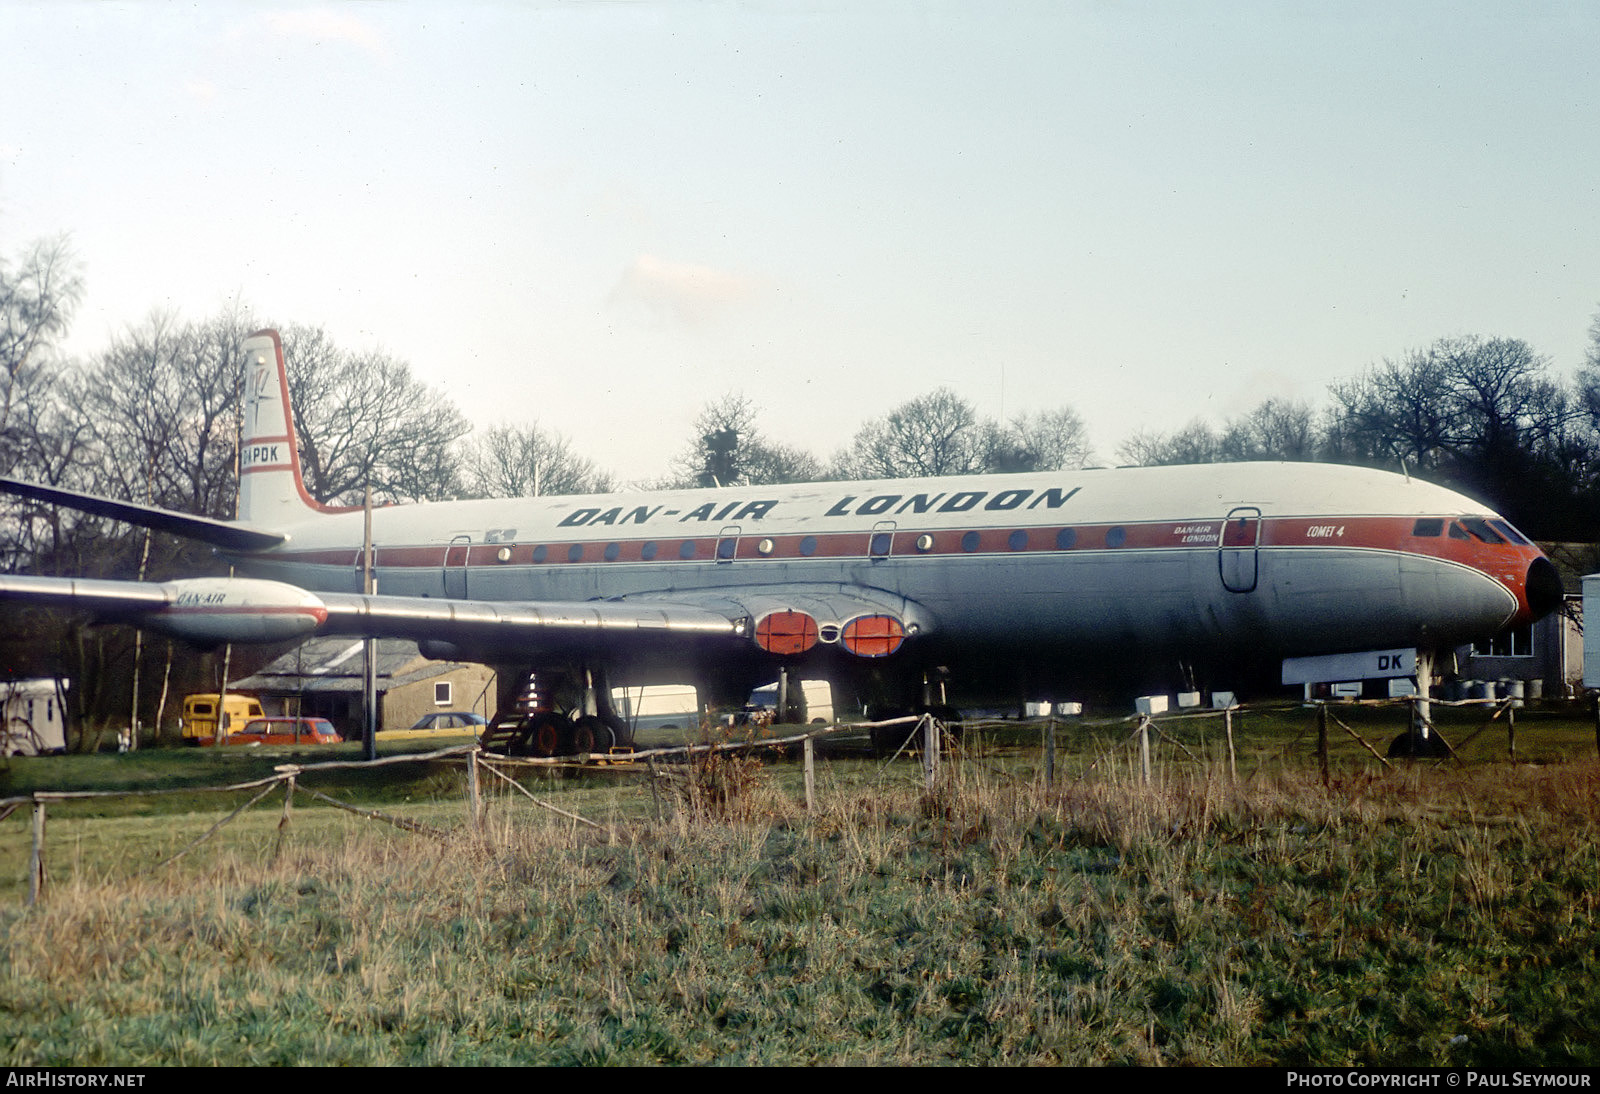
(208, 717, 342, 746)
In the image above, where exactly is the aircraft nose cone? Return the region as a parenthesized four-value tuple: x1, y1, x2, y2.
(1525, 556, 1563, 621)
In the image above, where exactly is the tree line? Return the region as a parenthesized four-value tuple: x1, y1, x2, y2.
(1118, 331, 1600, 542)
(10, 235, 1600, 553)
(4, 233, 1600, 742)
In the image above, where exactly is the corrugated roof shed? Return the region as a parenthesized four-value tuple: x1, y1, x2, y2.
(233, 638, 477, 694)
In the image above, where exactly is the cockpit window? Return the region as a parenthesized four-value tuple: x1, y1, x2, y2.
(1411, 518, 1444, 537)
(1455, 518, 1506, 544)
(1488, 519, 1533, 546)
(1448, 522, 1471, 541)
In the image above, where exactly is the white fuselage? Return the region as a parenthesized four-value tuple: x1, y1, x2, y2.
(230, 462, 1551, 687)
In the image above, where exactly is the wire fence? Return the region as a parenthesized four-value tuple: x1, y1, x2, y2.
(6, 698, 1598, 907)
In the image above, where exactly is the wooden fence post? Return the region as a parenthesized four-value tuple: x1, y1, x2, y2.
(1224, 706, 1237, 783)
(646, 758, 663, 822)
(27, 801, 45, 906)
(1045, 714, 1056, 787)
(467, 747, 483, 833)
(1138, 716, 1151, 785)
(1317, 702, 1329, 784)
(803, 734, 816, 811)
(923, 714, 940, 791)
(272, 775, 295, 863)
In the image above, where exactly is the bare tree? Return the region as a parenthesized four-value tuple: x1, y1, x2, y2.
(277, 325, 470, 504)
(462, 422, 615, 498)
(1329, 336, 1570, 473)
(1322, 334, 1586, 535)
(1116, 419, 1224, 467)
(0, 365, 98, 572)
(996, 407, 1093, 472)
(836, 388, 1092, 478)
(832, 388, 987, 479)
(1586, 305, 1600, 373)
(671, 392, 825, 487)
(0, 237, 83, 475)
(82, 308, 247, 520)
(1218, 398, 1321, 462)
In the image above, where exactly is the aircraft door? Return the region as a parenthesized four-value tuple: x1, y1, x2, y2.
(444, 535, 471, 599)
(715, 525, 741, 563)
(1218, 507, 1260, 593)
(869, 521, 896, 561)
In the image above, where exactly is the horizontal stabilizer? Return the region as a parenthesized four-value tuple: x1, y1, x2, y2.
(0, 477, 287, 553)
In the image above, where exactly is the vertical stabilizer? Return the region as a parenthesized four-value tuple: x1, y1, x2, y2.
(239, 329, 327, 525)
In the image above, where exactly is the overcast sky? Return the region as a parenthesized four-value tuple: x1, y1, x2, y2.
(3, 1, 1597, 483)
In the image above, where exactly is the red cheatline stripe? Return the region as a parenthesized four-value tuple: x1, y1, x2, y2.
(262, 515, 1538, 587)
(165, 606, 328, 623)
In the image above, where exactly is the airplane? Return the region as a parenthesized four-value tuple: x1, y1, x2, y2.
(0, 329, 1563, 754)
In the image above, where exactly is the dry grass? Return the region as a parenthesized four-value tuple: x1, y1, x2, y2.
(4, 750, 1599, 1065)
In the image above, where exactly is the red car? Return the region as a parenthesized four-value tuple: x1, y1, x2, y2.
(210, 717, 342, 746)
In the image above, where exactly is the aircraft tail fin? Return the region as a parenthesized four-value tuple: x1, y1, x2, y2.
(239, 329, 343, 525)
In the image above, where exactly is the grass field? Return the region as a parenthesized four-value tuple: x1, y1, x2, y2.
(2, 703, 1598, 1065)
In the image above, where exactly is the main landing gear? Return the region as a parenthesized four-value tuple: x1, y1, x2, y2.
(481, 668, 627, 757)
(866, 667, 964, 757)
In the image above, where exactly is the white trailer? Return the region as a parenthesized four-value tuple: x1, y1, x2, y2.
(2, 679, 68, 755)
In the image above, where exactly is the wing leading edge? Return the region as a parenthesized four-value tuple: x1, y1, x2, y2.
(0, 572, 741, 651)
(0, 571, 933, 666)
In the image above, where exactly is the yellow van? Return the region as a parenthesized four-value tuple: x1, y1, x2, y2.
(180, 693, 264, 744)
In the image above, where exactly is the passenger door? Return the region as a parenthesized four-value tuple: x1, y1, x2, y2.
(1218, 507, 1260, 593)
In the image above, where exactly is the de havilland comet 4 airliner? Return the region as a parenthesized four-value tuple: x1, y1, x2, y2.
(0, 330, 1563, 753)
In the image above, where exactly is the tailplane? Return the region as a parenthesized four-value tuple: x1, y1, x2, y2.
(239, 329, 338, 525)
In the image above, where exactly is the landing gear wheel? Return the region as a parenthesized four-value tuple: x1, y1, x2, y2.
(525, 712, 565, 757)
(586, 718, 617, 752)
(569, 715, 608, 755)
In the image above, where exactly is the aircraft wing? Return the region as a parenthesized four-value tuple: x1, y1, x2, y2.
(0, 477, 287, 553)
(0, 573, 173, 616)
(0, 572, 740, 650)
(0, 572, 930, 662)
(313, 589, 742, 657)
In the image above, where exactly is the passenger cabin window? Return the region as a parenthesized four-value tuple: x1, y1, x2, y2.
(1411, 519, 1444, 537)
